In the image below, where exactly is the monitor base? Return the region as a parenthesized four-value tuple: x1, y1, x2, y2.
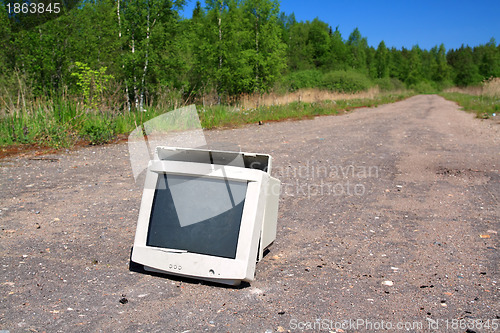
(143, 265, 243, 286)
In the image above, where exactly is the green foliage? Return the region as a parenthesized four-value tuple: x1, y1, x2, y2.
(346, 28, 368, 72)
(375, 77, 405, 92)
(307, 18, 330, 67)
(281, 69, 323, 91)
(1, 0, 499, 149)
(447, 45, 482, 86)
(81, 118, 114, 145)
(409, 81, 437, 94)
(286, 21, 314, 70)
(325, 27, 347, 71)
(374, 41, 389, 79)
(71, 62, 114, 110)
(320, 70, 372, 93)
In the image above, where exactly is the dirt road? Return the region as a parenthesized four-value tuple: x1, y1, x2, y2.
(0, 95, 498, 332)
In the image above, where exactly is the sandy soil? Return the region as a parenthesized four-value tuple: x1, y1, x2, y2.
(0, 95, 498, 332)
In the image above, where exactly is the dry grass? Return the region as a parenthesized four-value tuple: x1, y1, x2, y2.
(238, 87, 383, 109)
(444, 77, 500, 98)
(482, 77, 500, 97)
(444, 86, 483, 96)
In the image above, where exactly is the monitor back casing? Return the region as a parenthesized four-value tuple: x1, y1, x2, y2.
(131, 147, 280, 285)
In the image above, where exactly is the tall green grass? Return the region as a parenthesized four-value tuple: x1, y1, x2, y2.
(0, 92, 412, 149)
(0, 102, 167, 147)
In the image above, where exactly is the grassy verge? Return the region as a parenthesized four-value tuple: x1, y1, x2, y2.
(0, 103, 168, 148)
(0, 92, 413, 150)
(440, 92, 500, 119)
(199, 92, 412, 128)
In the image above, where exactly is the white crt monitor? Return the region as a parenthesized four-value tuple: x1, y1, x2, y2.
(131, 146, 280, 285)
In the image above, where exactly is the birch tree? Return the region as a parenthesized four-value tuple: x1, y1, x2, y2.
(120, 0, 184, 110)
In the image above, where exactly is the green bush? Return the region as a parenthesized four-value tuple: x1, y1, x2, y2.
(410, 81, 437, 94)
(320, 70, 372, 93)
(435, 80, 454, 91)
(375, 77, 405, 92)
(281, 70, 324, 92)
(81, 118, 114, 145)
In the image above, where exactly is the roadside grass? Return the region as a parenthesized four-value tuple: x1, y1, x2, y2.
(198, 92, 412, 128)
(0, 92, 413, 150)
(440, 77, 500, 119)
(439, 92, 500, 119)
(0, 104, 167, 148)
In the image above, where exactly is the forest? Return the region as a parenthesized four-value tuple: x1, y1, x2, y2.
(1, 0, 499, 147)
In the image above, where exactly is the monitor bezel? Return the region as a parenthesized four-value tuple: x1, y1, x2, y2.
(131, 160, 270, 284)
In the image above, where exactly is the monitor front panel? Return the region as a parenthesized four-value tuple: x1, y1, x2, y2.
(146, 174, 248, 259)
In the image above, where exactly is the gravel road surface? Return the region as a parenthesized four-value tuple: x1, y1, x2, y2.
(0, 95, 499, 332)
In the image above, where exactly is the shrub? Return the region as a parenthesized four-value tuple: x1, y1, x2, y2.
(81, 118, 114, 145)
(434, 80, 454, 92)
(375, 77, 392, 91)
(410, 81, 437, 94)
(320, 70, 372, 93)
(375, 77, 405, 92)
(281, 70, 324, 92)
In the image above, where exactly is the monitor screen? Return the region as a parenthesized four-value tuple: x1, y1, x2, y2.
(146, 173, 248, 259)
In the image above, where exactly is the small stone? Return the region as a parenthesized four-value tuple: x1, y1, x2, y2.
(119, 297, 128, 304)
(277, 326, 285, 332)
(382, 280, 394, 286)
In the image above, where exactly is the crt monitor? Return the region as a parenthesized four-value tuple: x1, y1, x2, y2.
(131, 147, 280, 285)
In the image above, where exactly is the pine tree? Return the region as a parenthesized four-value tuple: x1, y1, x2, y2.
(431, 44, 450, 83)
(346, 28, 368, 72)
(326, 27, 347, 71)
(447, 45, 481, 86)
(374, 41, 389, 78)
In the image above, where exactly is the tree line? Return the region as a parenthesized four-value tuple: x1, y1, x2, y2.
(1, 0, 499, 111)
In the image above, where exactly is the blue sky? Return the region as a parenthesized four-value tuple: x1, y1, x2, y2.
(180, 0, 500, 51)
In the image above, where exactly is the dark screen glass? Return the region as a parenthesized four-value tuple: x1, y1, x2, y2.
(146, 174, 247, 259)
